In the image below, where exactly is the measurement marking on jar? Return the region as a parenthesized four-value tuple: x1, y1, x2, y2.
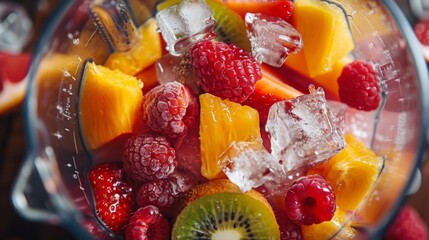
(53, 131, 63, 139)
(73, 131, 79, 154)
(72, 156, 90, 205)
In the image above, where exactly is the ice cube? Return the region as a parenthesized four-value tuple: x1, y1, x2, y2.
(266, 87, 345, 171)
(328, 100, 376, 147)
(327, 100, 348, 134)
(156, 52, 200, 94)
(0, 3, 32, 53)
(219, 141, 279, 192)
(156, 0, 216, 56)
(245, 13, 302, 67)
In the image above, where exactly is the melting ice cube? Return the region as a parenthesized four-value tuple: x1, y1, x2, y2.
(156, 0, 216, 56)
(219, 141, 279, 192)
(245, 13, 302, 67)
(156, 52, 200, 94)
(328, 100, 377, 147)
(266, 87, 345, 171)
(0, 3, 32, 53)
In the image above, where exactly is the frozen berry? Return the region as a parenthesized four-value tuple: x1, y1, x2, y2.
(136, 179, 178, 212)
(338, 60, 381, 111)
(142, 81, 198, 138)
(384, 205, 428, 240)
(122, 133, 177, 183)
(191, 40, 262, 103)
(285, 175, 336, 226)
(414, 18, 429, 46)
(89, 163, 133, 232)
(125, 205, 170, 240)
(276, 210, 303, 240)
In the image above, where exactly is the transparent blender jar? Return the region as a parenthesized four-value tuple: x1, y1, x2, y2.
(11, 0, 429, 239)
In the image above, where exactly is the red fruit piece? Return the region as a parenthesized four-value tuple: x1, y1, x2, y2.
(0, 52, 31, 91)
(277, 212, 303, 240)
(225, 0, 294, 22)
(136, 179, 178, 212)
(337, 60, 381, 111)
(243, 65, 302, 123)
(125, 205, 170, 240)
(414, 18, 429, 46)
(142, 81, 198, 138)
(285, 174, 336, 226)
(88, 162, 133, 232)
(122, 133, 177, 183)
(384, 204, 428, 240)
(191, 40, 262, 103)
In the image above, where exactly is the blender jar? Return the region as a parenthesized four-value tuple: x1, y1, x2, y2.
(11, 0, 429, 239)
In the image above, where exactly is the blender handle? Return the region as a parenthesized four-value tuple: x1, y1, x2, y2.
(11, 146, 73, 224)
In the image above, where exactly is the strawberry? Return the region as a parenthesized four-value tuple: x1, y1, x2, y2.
(89, 162, 133, 233)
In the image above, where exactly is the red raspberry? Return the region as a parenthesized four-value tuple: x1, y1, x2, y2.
(122, 133, 177, 183)
(414, 18, 429, 46)
(337, 60, 381, 111)
(125, 205, 170, 240)
(384, 205, 428, 240)
(142, 81, 198, 138)
(276, 211, 303, 240)
(136, 179, 178, 212)
(88, 163, 133, 232)
(191, 40, 262, 103)
(285, 175, 336, 226)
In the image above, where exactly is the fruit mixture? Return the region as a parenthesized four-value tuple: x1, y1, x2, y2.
(79, 0, 387, 239)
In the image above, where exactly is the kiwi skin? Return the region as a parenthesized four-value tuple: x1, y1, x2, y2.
(172, 179, 279, 239)
(172, 191, 280, 239)
(184, 179, 271, 208)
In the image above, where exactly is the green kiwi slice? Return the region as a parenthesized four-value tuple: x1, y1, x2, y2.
(172, 192, 280, 240)
(156, 0, 251, 52)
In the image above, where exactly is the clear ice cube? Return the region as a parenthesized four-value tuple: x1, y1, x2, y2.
(0, 3, 32, 53)
(328, 100, 376, 147)
(156, 52, 200, 94)
(156, 0, 216, 56)
(266, 87, 345, 171)
(245, 13, 302, 67)
(219, 141, 279, 192)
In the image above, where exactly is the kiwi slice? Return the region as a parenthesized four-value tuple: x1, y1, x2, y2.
(156, 0, 251, 52)
(204, 0, 251, 52)
(172, 192, 280, 240)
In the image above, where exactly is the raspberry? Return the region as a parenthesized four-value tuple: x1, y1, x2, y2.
(414, 18, 429, 46)
(285, 175, 336, 226)
(122, 133, 177, 183)
(384, 205, 428, 240)
(125, 205, 170, 240)
(191, 40, 262, 103)
(88, 163, 133, 232)
(142, 81, 198, 138)
(276, 211, 303, 240)
(136, 179, 178, 212)
(337, 60, 381, 111)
